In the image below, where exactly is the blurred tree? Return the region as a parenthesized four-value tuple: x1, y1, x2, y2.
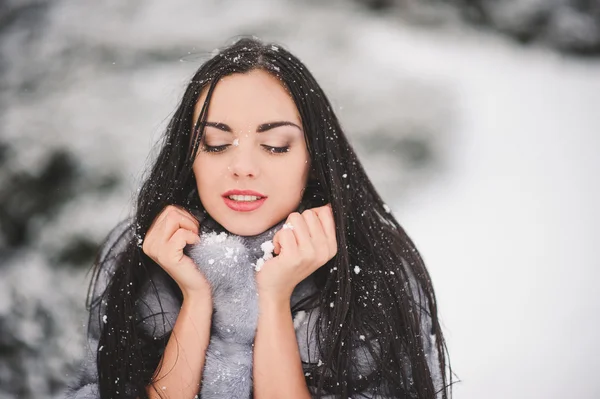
(352, 0, 600, 55)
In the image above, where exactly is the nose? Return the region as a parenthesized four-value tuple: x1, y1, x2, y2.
(229, 146, 259, 179)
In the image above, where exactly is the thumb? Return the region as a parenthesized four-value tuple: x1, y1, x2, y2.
(273, 230, 282, 255)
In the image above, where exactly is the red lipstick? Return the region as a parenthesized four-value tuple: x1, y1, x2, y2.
(222, 190, 267, 212)
(222, 190, 266, 197)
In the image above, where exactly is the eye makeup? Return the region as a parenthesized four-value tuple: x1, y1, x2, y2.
(200, 126, 294, 155)
(261, 145, 290, 154)
(201, 143, 291, 154)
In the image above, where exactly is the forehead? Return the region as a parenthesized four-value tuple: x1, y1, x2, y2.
(192, 69, 301, 126)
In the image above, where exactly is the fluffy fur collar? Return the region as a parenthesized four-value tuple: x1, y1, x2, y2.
(182, 214, 317, 398)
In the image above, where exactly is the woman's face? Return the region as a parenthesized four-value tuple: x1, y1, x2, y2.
(192, 69, 311, 236)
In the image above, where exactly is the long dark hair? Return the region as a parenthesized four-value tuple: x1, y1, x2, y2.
(89, 37, 454, 398)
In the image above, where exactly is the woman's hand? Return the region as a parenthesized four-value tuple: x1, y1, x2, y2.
(142, 205, 210, 299)
(256, 204, 338, 302)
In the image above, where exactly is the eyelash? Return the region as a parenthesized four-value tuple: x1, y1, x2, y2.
(202, 145, 290, 154)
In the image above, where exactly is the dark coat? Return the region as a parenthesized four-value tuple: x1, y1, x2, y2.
(65, 221, 442, 398)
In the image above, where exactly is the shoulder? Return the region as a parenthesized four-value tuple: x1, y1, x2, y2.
(293, 258, 445, 397)
(98, 219, 135, 267)
(89, 219, 135, 302)
(401, 256, 445, 397)
(86, 220, 135, 336)
(87, 219, 181, 339)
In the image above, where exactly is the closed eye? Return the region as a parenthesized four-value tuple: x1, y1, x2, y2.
(202, 144, 229, 153)
(202, 144, 290, 154)
(262, 145, 290, 154)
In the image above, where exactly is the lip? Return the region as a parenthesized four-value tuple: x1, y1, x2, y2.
(223, 197, 266, 212)
(222, 189, 267, 198)
(222, 190, 267, 212)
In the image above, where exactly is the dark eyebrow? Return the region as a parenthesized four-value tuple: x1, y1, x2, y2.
(204, 121, 302, 133)
(256, 121, 302, 133)
(204, 122, 232, 132)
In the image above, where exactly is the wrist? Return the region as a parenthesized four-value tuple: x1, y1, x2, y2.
(182, 289, 212, 310)
(258, 291, 291, 311)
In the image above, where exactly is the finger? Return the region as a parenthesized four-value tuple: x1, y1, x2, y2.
(273, 230, 282, 255)
(169, 206, 201, 233)
(167, 229, 201, 258)
(276, 226, 299, 258)
(313, 205, 338, 256)
(163, 209, 200, 238)
(171, 205, 201, 229)
(302, 209, 329, 261)
(155, 205, 200, 234)
(287, 212, 311, 248)
(302, 209, 325, 242)
(154, 205, 177, 229)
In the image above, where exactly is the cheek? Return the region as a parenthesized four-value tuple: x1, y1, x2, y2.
(272, 157, 310, 190)
(195, 154, 227, 174)
(193, 159, 216, 191)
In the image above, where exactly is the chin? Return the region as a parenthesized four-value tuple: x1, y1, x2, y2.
(222, 221, 271, 237)
(211, 211, 273, 237)
(206, 203, 295, 237)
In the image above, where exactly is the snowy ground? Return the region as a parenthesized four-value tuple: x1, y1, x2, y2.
(1, 0, 599, 398)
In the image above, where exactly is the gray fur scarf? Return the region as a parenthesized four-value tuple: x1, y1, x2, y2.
(183, 213, 316, 399)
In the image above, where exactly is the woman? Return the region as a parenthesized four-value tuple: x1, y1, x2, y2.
(66, 37, 453, 399)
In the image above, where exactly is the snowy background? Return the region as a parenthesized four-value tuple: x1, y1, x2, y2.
(1, 0, 599, 398)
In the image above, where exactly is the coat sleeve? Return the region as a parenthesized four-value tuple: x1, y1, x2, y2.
(293, 259, 445, 399)
(409, 259, 445, 399)
(64, 220, 133, 399)
(295, 304, 442, 399)
(420, 297, 444, 399)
